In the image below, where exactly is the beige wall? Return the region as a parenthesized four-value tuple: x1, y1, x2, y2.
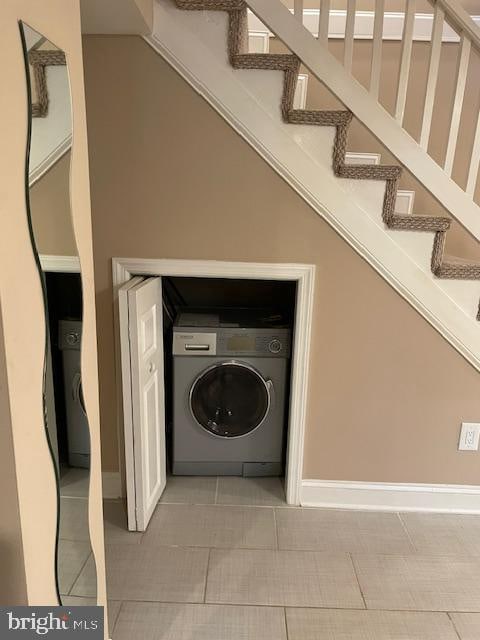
(84, 35, 480, 484)
(0, 0, 106, 619)
(80, 0, 153, 35)
(134, 0, 153, 30)
(30, 152, 77, 256)
(0, 309, 27, 605)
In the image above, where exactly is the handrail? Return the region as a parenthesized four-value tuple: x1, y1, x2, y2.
(437, 0, 480, 47)
(247, 0, 480, 241)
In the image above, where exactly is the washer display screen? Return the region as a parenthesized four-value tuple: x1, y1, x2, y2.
(226, 335, 255, 352)
(190, 362, 270, 438)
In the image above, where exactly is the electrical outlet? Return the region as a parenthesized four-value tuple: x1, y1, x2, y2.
(458, 423, 480, 451)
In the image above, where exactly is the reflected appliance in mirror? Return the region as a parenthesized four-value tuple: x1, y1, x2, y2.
(19, 21, 97, 604)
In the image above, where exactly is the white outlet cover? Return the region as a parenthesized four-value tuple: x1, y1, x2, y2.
(458, 423, 480, 451)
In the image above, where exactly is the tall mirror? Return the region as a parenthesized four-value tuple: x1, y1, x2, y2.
(19, 22, 97, 605)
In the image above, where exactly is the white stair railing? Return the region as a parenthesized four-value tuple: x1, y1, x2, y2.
(247, 0, 480, 241)
(370, 0, 384, 99)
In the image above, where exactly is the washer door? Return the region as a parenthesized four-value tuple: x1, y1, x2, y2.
(190, 361, 271, 438)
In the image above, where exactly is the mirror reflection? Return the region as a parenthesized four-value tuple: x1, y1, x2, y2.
(20, 22, 97, 605)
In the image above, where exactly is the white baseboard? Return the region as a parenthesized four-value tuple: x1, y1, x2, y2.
(102, 472, 122, 499)
(345, 151, 380, 165)
(301, 479, 480, 514)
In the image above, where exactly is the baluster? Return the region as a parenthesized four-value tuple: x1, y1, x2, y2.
(370, 0, 384, 99)
(344, 0, 356, 73)
(318, 0, 330, 47)
(395, 0, 416, 123)
(466, 108, 480, 196)
(294, 0, 304, 23)
(445, 34, 471, 176)
(420, 4, 444, 149)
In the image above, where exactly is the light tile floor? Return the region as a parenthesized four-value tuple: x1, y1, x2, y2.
(70, 476, 480, 639)
(60, 467, 90, 498)
(58, 468, 93, 599)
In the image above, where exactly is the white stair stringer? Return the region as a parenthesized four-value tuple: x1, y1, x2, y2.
(146, 0, 480, 371)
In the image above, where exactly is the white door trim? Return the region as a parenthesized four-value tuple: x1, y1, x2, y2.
(112, 257, 315, 506)
(40, 254, 81, 273)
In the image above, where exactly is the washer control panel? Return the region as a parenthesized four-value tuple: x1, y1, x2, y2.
(174, 326, 291, 357)
(66, 331, 81, 346)
(58, 320, 82, 351)
(173, 332, 217, 356)
(268, 339, 282, 354)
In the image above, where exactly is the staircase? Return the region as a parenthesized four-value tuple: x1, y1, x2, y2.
(146, 0, 480, 369)
(29, 49, 66, 117)
(24, 29, 71, 186)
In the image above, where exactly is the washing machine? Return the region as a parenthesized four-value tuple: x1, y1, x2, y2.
(59, 319, 90, 469)
(172, 310, 291, 476)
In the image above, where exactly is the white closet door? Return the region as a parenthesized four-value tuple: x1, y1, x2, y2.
(119, 276, 166, 531)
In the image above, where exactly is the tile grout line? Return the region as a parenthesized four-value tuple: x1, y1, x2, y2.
(396, 512, 417, 552)
(447, 611, 464, 640)
(105, 542, 281, 552)
(214, 477, 219, 505)
(100, 596, 480, 613)
(110, 600, 124, 638)
(106, 528, 480, 555)
(160, 501, 279, 509)
(272, 507, 279, 550)
(348, 553, 368, 610)
(283, 607, 289, 640)
(203, 548, 211, 604)
(104, 537, 480, 558)
(66, 551, 93, 598)
(58, 537, 95, 543)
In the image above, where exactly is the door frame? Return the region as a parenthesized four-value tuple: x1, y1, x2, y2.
(112, 257, 315, 506)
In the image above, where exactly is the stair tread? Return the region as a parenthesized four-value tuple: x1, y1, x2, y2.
(232, 53, 299, 72)
(287, 109, 352, 126)
(435, 263, 480, 279)
(346, 163, 401, 172)
(336, 164, 402, 180)
(409, 214, 450, 223)
(387, 213, 450, 233)
(176, 0, 245, 9)
(388, 214, 451, 232)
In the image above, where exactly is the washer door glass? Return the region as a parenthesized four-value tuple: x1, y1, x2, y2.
(190, 362, 270, 438)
